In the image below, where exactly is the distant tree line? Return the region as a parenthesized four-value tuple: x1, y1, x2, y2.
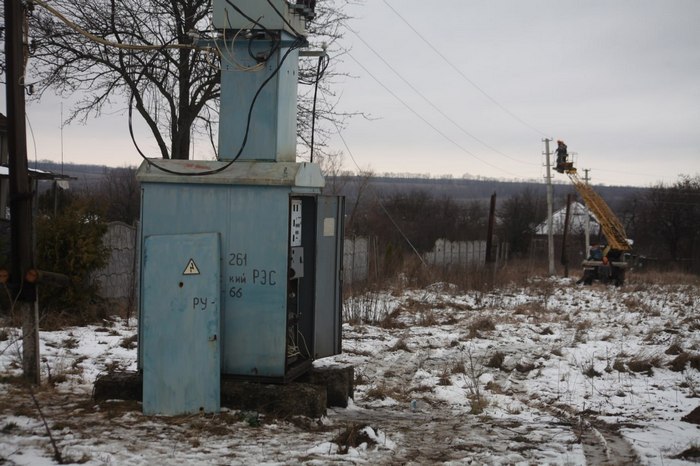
(623, 175, 700, 271)
(341, 173, 700, 275)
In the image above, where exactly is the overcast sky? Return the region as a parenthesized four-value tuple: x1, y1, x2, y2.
(331, 0, 700, 186)
(5, 0, 700, 187)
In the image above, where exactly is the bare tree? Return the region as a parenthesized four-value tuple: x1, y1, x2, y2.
(97, 166, 140, 225)
(634, 175, 700, 264)
(25, 0, 359, 160)
(497, 188, 546, 257)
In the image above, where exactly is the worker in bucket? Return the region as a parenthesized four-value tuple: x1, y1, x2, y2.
(555, 140, 568, 173)
(588, 242, 603, 261)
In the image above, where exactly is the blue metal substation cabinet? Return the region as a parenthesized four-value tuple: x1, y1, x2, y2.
(136, 159, 344, 415)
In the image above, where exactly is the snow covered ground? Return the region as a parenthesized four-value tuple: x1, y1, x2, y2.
(1, 278, 699, 465)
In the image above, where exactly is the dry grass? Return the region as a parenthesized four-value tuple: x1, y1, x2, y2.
(629, 270, 700, 287)
(485, 352, 505, 370)
(627, 352, 663, 374)
(365, 383, 408, 402)
(437, 367, 452, 386)
(333, 424, 377, 454)
(468, 317, 496, 338)
(120, 334, 138, 350)
(668, 353, 700, 372)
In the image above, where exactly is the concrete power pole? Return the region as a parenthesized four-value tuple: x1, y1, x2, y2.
(543, 138, 555, 276)
(5, 0, 40, 384)
(583, 168, 591, 257)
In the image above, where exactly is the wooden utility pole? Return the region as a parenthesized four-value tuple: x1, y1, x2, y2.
(5, 0, 40, 384)
(561, 194, 573, 277)
(485, 192, 496, 263)
(543, 138, 555, 276)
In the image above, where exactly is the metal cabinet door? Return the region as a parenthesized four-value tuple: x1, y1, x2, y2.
(314, 196, 345, 358)
(142, 233, 221, 415)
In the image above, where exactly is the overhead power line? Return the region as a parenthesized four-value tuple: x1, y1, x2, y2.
(347, 52, 519, 177)
(32, 0, 204, 52)
(321, 94, 427, 267)
(346, 24, 539, 167)
(381, 0, 548, 138)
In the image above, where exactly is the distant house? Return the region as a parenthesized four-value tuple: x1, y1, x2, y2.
(535, 202, 600, 236)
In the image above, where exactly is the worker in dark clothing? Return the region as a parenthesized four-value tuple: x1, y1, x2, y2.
(555, 140, 568, 173)
(587, 243, 603, 261)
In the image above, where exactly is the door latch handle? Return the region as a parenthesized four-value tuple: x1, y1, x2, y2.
(208, 334, 217, 342)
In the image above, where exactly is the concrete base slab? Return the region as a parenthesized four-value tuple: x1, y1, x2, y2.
(93, 364, 354, 417)
(221, 379, 326, 418)
(298, 365, 354, 408)
(94, 372, 142, 402)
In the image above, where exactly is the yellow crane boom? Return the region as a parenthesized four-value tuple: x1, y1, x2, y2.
(567, 171, 632, 252)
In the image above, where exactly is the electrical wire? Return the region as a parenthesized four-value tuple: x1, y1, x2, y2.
(381, 0, 548, 138)
(309, 54, 328, 163)
(321, 93, 428, 267)
(346, 24, 539, 167)
(264, 0, 305, 40)
(130, 38, 305, 176)
(33, 0, 305, 177)
(299, 54, 330, 85)
(219, 15, 266, 72)
(222, 0, 273, 32)
(347, 52, 519, 178)
(32, 0, 204, 52)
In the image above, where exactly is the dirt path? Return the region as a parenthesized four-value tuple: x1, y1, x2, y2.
(329, 393, 640, 465)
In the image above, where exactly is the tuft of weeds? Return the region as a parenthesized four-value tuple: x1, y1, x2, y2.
(120, 334, 138, 350)
(333, 424, 377, 454)
(468, 317, 496, 338)
(669, 353, 700, 372)
(666, 341, 685, 355)
(417, 309, 438, 327)
(365, 383, 407, 402)
(515, 362, 535, 373)
(484, 380, 504, 395)
(485, 352, 505, 370)
(354, 372, 368, 386)
(583, 363, 602, 378)
(2, 421, 18, 433)
(612, 359, 627, 373)
(61, 337, 79, 350)
(451, 360, 466, 375)
(468, 394, 488, 415)
(627, 353, 663, 375)
(378, 307, 406, 329)
(672, 444, 700, 461)
(437, 367, 452, 386)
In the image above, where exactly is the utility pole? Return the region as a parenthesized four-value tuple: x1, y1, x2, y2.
(561, 194, 573, 277)
(543, 138, 555, 276)
(5, 0, 40, 384)
(583, 168, 591, 258)
(485, 192, 496, 263)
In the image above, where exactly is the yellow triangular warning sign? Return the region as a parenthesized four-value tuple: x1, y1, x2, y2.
(183, 259, 200, 275)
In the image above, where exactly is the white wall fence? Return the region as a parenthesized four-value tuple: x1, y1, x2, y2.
(343, 236, 369, 284)
(93, 222, 137, 301)
(424, 239, 487, 268)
